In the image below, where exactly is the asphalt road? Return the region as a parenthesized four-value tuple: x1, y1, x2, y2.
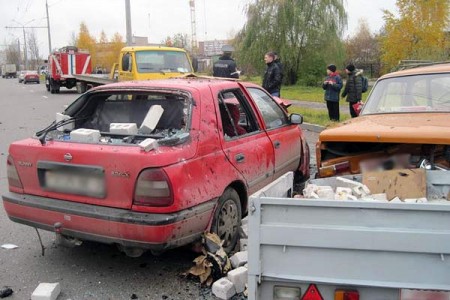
(0, 79, 319, 300)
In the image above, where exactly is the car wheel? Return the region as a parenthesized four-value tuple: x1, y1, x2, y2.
(210, 188, 242, 253)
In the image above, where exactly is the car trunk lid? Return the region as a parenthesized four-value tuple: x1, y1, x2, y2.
(9, 138, 196, 209)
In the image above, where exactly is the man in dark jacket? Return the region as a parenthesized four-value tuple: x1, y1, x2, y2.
(274, 52, 283, 80)
(342, 64, 363, 118)
(323, 64, 343, 121)
(262, 52, 282, 97)
(213, 45, 239, 79)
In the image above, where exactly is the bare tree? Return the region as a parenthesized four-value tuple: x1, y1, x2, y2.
(5, 41, 21, 67)
(344, 19, 381, 77)
(27, 29, 41, 69)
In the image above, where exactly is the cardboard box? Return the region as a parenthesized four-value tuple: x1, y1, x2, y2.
(362, 168, 426, 200)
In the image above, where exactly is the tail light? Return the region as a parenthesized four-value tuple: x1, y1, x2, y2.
(335, 289, 359, 300)
(133, 168, 173, 207)
(7, 155, 24, 191)
(301, 284, 323, 300)
(319, 161, 350, 177)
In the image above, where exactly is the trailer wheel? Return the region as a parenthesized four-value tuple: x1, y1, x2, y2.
(50, 79, 60, 94)
(210, 188, 242, 253)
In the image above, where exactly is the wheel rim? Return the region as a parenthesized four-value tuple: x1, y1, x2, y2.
(217, 199, 239, 248)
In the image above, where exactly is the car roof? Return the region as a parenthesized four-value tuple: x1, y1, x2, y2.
(90, 77, 261, 93)
(380, 62, 450, 79)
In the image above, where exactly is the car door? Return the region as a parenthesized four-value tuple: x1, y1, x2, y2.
(212, 86, 275, 194)
(245, 87, 302, 179)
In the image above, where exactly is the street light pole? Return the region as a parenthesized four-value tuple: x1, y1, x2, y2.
(125, 0, 132, 46)
(46, 0, 52, 54)
(22, 27, 28, 69)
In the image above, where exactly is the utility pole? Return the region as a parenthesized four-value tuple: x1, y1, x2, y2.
(125, 0, 132, 46)
(17, 39, 22, 68)
(46, 0, 52, 54)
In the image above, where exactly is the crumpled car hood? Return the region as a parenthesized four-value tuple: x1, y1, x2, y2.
(319, 113, 450, 144)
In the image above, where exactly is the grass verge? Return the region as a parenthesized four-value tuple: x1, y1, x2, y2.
(288, 106, 351, 127)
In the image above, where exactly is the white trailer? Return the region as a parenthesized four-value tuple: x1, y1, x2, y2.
(248, 171, 450, 300)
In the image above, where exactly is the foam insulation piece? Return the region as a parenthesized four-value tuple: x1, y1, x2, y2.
(140, 105, 164, 134)
(55, 112, 74, 132)
(70, 128, 101, 143)
(139, 138, 157, 152)
(110, 123, 138, 135)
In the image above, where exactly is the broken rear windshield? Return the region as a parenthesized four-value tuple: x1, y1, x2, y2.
(37, 90, 192, 146)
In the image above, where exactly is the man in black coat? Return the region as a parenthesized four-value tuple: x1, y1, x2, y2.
(213, 45, 239, 79)
(342, 64, 363, 118)
(262, 52, 282, 97)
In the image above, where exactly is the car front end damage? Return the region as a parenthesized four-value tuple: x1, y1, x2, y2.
(316, 114, 450, 177)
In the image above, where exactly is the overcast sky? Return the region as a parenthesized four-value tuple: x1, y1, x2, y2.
(0, 0, 397, 57)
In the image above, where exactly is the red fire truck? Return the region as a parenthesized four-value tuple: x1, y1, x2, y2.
(45, 46, 92, 94)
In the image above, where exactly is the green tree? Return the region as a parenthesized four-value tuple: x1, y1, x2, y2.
(381, 0, 449, 72)
(105, 33, 125, 70)
(235, 0, 347, 85)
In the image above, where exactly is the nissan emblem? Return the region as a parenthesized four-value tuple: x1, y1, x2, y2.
(64, 153, 73, 162)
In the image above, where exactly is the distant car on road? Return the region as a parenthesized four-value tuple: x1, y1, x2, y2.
(23, 71, 40, 84)
(2, 77, 310, 256)
(317, 63, 450, 178)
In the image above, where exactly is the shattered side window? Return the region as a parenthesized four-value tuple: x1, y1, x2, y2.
(218, 89, 260, 140)
(246, 87, 288, 129)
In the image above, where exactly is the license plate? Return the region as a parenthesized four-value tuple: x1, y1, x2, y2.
(44, 170, 105, 198)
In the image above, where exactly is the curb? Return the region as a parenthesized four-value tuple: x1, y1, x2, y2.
(300, 122, 325, 133)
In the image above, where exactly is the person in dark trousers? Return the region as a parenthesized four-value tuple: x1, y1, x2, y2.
(322, 64, 343, 121)
(213, 45, 239, 79)
(342, 64, 363, 118)
(262, 52, 282, 97)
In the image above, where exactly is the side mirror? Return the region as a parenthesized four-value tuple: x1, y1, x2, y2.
(122, 53, 131, 71)
(290, 113, 303, 125)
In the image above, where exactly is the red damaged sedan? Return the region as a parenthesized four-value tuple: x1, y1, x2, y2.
(2, 77, 309, 256)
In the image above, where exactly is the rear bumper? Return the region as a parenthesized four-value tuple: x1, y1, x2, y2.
(2, 192, 216, 250)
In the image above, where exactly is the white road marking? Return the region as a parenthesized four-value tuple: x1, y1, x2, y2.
(42, 96, 48, 99)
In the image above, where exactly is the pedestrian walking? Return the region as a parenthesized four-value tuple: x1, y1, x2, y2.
(322, 64, 343, 121)
(262, 52, 282, 97)
(213, 45, 239, 79)
(342, 64, 364, 118)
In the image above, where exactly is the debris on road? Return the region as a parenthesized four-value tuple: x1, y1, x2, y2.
(0, 287, 13, 298)
(186, 224, 250, 299)
(0, 244, 18, 250)
(186, 232, 231, 286)
(31, 282, 60, 300)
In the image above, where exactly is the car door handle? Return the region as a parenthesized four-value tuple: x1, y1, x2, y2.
(235, 153, 245, 163)
(274, 141, 281, 149)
